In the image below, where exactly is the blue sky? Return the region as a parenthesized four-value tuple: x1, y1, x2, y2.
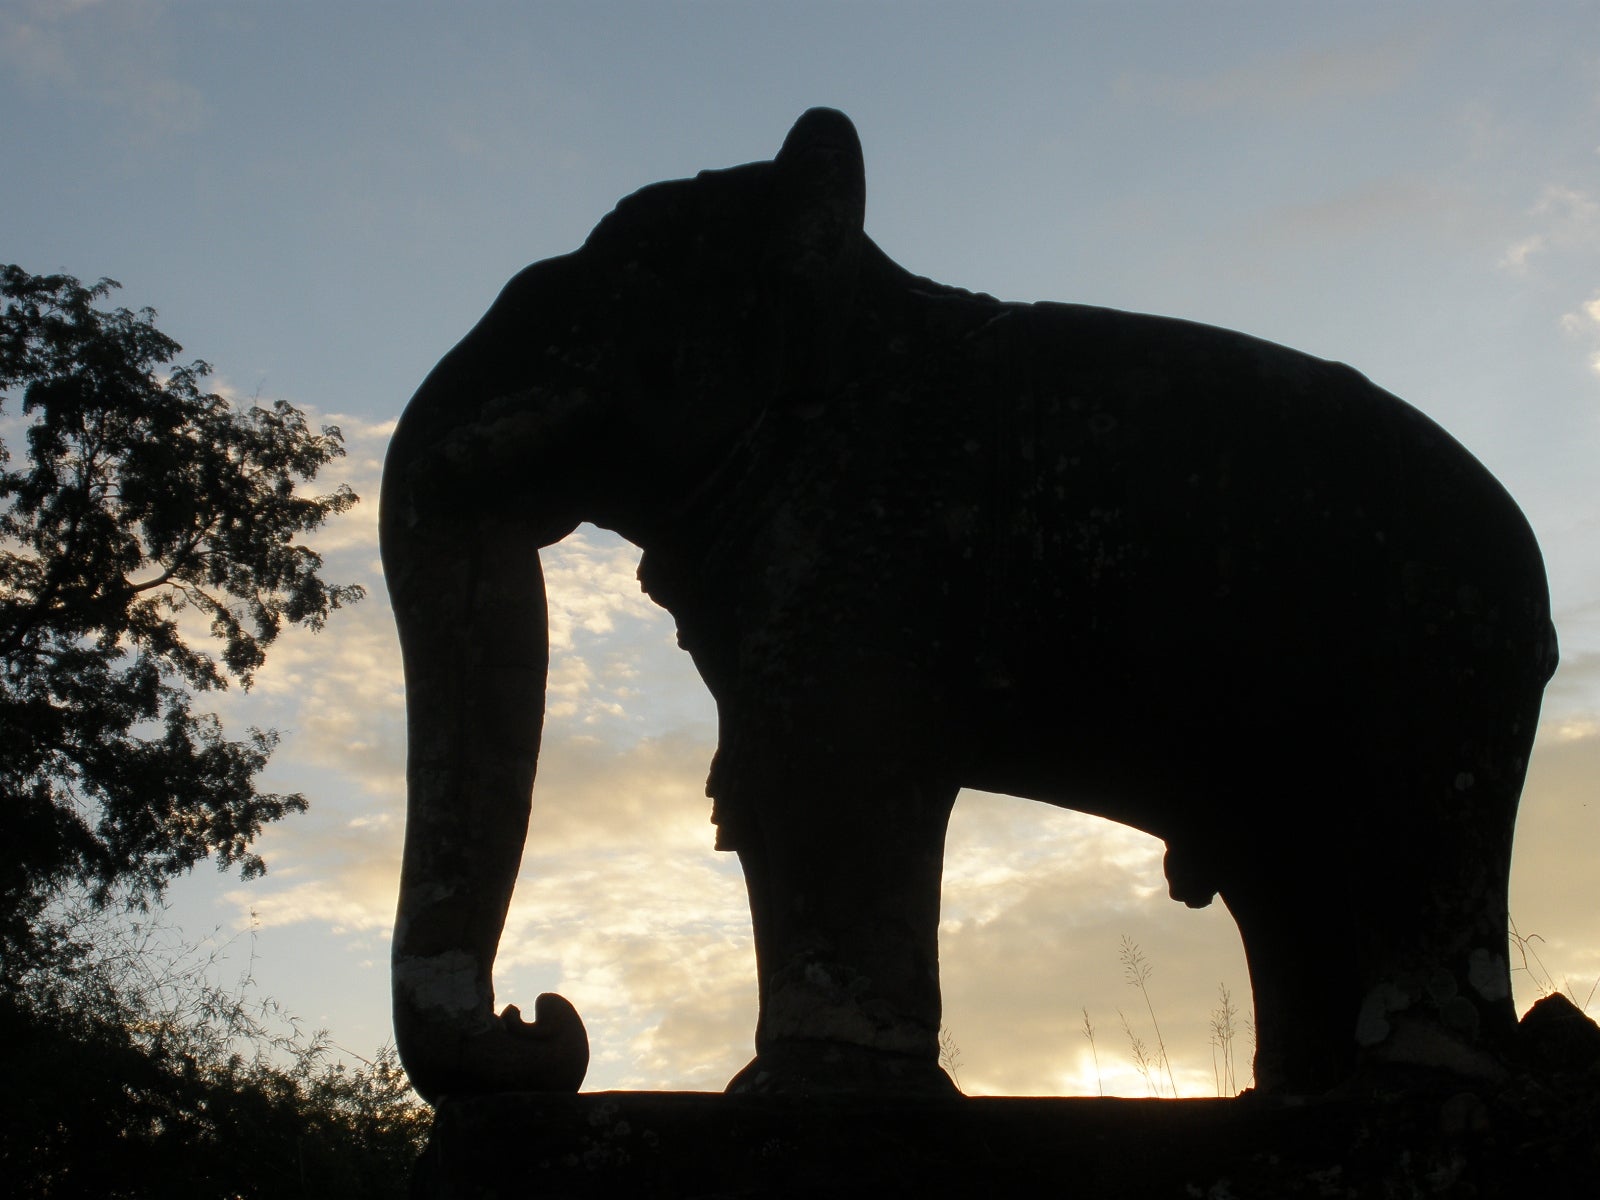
(5, 1, 1598, 1095)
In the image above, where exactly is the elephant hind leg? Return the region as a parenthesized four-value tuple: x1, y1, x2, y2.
(1224, 754, 1525, 1095)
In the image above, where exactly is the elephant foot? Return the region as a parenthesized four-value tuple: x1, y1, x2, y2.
(726, 1039, 959, 1097)
(400, 991, 590, 1102)
(497, 992, 592, 1088)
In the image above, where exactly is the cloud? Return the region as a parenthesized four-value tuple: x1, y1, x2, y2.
(1558, 296, 1600, 335)
(543, 528, 664, 653)
(1501, 236, 1546, 272)
(1116, 34, 1418, 113)
(228, 717, 747, 1089)
(0, 0, 208, 140)
(1497, 185, 1600, 391)
(1558, 294, 1600, 380)
(0, 4, 75, 90)
(939, 793, 1251, 1097)
(1500, 185, 1600, 273)
(204, 403, 670, 790)
(1237, 174, 1456, 257)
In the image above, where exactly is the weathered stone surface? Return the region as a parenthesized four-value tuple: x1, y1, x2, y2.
(381, 106, 1559, 1102)
(412, 1082, 1599, 1199)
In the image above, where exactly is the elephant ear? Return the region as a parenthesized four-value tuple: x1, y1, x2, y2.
(768, 108, 867, 407)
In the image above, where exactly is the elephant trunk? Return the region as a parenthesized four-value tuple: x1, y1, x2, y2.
(382, 435, 588, 1101)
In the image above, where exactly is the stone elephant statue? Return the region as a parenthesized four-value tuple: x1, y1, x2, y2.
(381, 108, 1557, 1102)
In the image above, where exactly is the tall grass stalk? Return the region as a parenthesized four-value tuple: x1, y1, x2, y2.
(1081, 1006, 1103, 1096)
(1510, 916, 1599, 1012)
(1209, 982, 1239, 1097)
(938, 1025, 964, 1091)
(1120, 936, 1176, 1096)
(1117, 1010, 1158, 1096)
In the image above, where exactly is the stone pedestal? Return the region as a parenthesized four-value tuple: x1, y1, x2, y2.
(412, 1082, 1596, 1198)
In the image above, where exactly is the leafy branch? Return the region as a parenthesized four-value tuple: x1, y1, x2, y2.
(0, 264, 363, 967)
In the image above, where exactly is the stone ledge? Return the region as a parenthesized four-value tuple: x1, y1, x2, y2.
(412, 1079, 1597, 1198)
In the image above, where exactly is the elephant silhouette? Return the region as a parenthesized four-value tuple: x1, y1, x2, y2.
(381, 108, 1557, 1101)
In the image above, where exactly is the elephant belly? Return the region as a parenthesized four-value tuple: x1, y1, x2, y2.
(938, 490, 1550, 847)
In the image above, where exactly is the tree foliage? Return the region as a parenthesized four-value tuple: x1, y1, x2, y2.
(0, 265, 363, 970)
(1, 904, 429, 1198)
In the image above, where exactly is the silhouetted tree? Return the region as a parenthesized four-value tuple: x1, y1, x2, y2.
(0, 265, 362, 973)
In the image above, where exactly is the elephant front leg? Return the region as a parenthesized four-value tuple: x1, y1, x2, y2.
(724, 767, 960, 1096)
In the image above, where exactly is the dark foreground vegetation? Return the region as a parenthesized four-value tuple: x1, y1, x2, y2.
(2, 908, 430, 1198)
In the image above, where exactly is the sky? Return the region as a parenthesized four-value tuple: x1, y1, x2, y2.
(4, 0, 1598, 1098)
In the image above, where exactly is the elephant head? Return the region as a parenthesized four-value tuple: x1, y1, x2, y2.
(380, 109, 867, 1101)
